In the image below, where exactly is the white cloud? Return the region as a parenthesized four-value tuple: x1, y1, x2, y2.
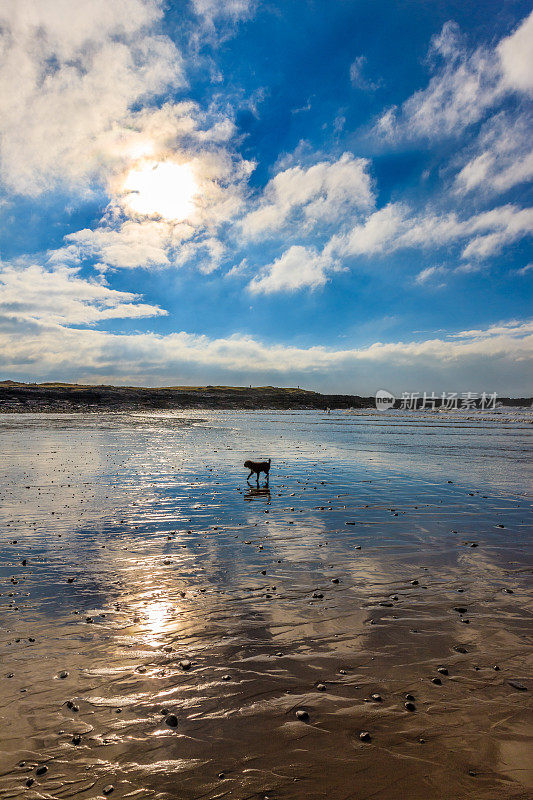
(349, 56, 380, 91)
(377, 11, 533, 141)
(248, 246, 336, 294)
(498, 10, 533, 94)
(0, 0, 185, 195)
(1, 315, 531, 395)
(454, 111, 533, 194)
(240, 153, 374, 240)
(326, 202, 533, 262)
(0, 262, 166, 324)
(192, 0, 255, 23)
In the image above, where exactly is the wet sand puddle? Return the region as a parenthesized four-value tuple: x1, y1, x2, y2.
(0, 410, 532, 799)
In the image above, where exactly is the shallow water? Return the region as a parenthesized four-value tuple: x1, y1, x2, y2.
(0, 410, 532, 800)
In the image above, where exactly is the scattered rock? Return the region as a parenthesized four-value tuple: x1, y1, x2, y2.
(431, 677, 442, 685)
(370, 693, 382, 702)
(179, 660, 191, 670)
(165, 714, 179, 727)
(359, 731, 371, 742)
(437, 667, 448, 675)
(316, 683, 326, 691)
(103, 786, 114, 795)
(296, 709, 309, 722)
(35, 765, 48, 776)
(508, 680, 527, 691)
(404, 701, 416, 711)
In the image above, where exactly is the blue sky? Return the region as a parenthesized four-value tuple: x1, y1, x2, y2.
(0, 0, 532, 394)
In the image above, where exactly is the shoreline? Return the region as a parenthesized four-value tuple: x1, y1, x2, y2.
(0, 382, 530, 413)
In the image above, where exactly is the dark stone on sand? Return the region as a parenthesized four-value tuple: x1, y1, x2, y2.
(22, 559, 26, 566)
(296, 709, 309, 721)
(508, 680, 527, 691)
(85, 616, 93, 623)
(218, 772, 225, 779)
(411, 580, 419, 586)
(222, 674, 231, 681)
(58, 670, 68, 679)
(103, 785, 114, 795)
(317, 683, 326, 691)
(404, 702, 416, 711)
(35, 765, 48, 776)
(313, 592, 324, 599)
(260, 570, 266, 575)
(497, 524, 505, 528)
(359, 731, 371, 742)
(370, 693, 382, 702)
(26, 778, 34, 787)
(454, 607, 467, 613)
(165, 714, 179, 727)
(72, 734, 81, 745)
(431, 677, 442, 685)
(379, 601, 393, 607)
(502, 588, 514, 594)
(179, 659, 192, 670)
(331, 578, 339, 584)
(437, 667, 448, 675)
(493, 665, 500, 671)
(405, 693, 415, 702)
(454, 645, 468, 653)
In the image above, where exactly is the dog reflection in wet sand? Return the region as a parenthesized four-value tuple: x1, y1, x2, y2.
(244, 457, 271, 486)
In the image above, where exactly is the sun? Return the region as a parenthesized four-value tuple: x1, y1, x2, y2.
(122, 160, 198, 221)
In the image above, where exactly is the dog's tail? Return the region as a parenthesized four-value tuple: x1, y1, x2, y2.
(268, 458, 271, 466)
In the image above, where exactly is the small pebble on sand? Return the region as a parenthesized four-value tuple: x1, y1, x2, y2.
(165, 714, 179, 727)
(296, 709, 309, 721)
(359, 731, 371, 742)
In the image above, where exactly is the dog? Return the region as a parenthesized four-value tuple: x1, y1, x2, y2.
(244, 458, 271, 485)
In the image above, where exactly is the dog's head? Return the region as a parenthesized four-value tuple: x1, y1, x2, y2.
(244, 460, 253, 469)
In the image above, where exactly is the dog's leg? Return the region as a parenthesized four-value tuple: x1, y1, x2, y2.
(255, 470, 259, 485)
(247, 471, 254, 483)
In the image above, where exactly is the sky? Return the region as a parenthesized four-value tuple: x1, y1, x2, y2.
(0, 0, 532, 395)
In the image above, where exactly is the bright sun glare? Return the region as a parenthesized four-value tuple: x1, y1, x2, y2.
(122, 160, 198, 221)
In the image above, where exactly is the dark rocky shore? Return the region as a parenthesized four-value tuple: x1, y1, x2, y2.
(0, 381, 373, 412)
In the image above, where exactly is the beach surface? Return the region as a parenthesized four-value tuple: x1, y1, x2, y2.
(0, 409, 532, 800)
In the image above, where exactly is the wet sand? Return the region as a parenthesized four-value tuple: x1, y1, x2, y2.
(0, 410, 532, 799)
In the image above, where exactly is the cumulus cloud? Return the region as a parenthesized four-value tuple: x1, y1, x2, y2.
(0, 262, 166, 324)
(248, 246, 336, 294)
(377, 11, 533, 141)
(240, 153, 374, 241)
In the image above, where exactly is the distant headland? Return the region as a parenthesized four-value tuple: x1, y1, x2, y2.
(0, 381, 530, 413)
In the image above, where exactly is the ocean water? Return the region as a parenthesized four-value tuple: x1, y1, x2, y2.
(0, 409, 531, 799)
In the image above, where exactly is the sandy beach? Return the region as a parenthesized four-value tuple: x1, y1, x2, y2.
(0, 409, 532, 800)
